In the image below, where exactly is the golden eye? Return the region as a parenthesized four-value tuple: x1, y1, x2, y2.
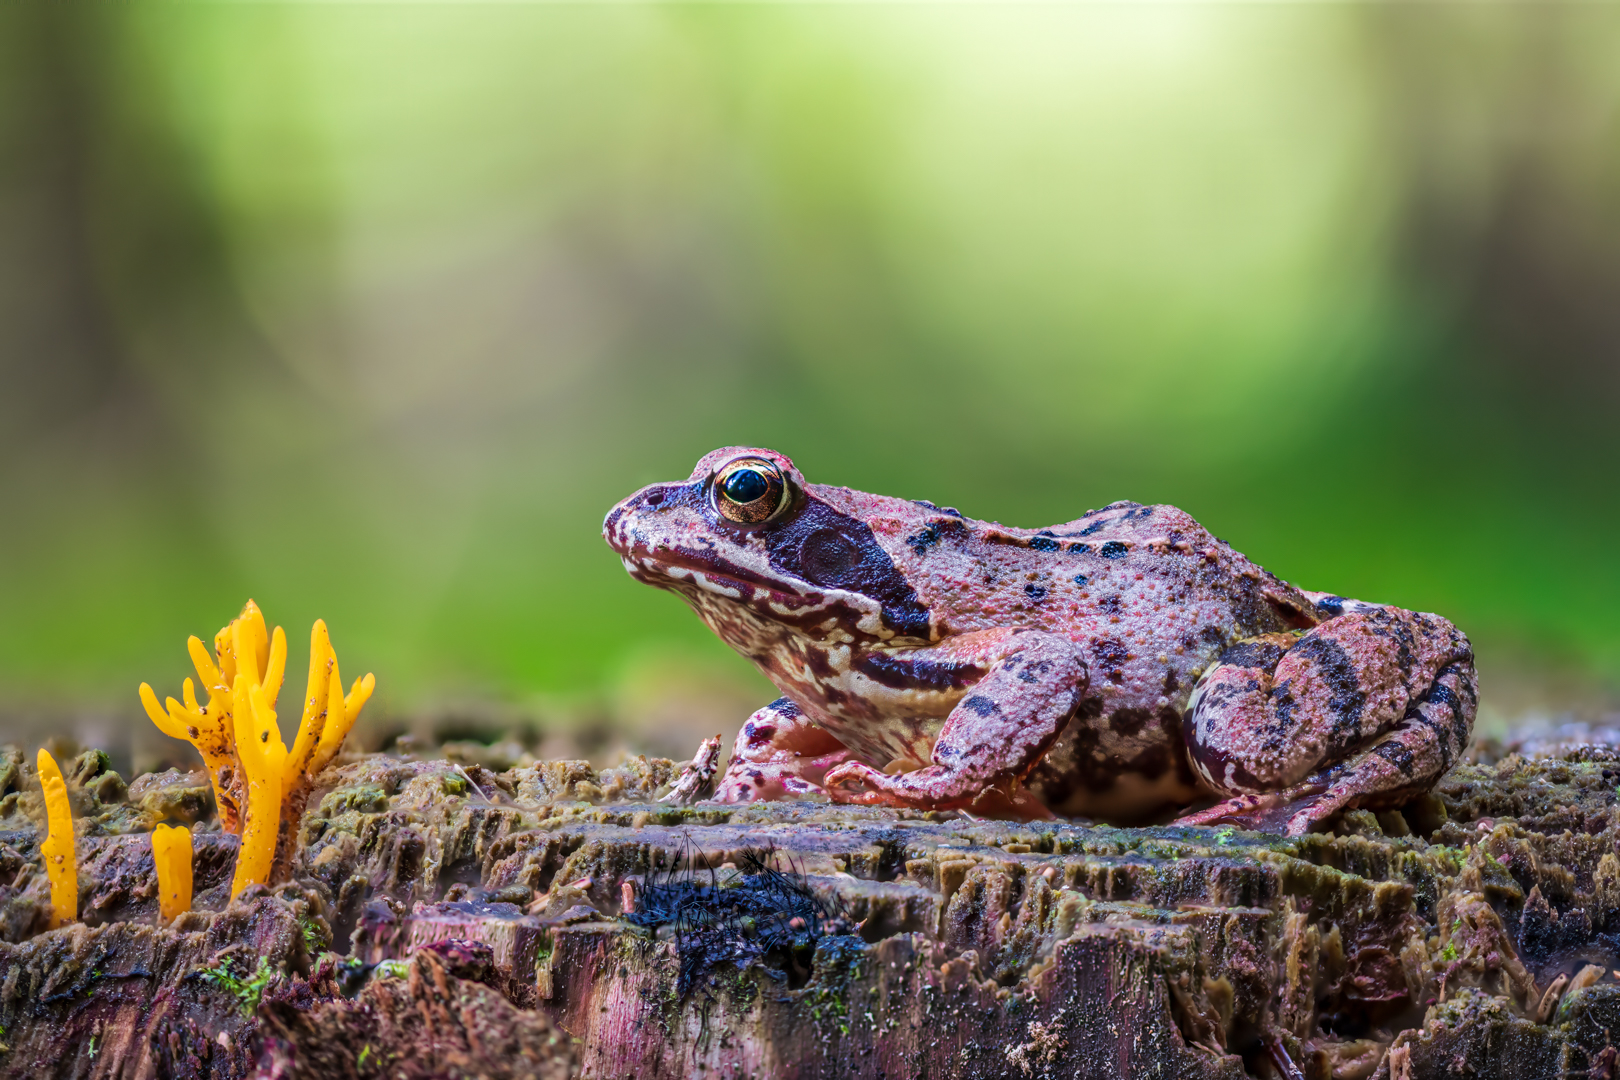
(714, 458, 789, 524)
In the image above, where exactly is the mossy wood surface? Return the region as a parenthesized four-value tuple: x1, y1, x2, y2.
(1, 742, 1619, 1078)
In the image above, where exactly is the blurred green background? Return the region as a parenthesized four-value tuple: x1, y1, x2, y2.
(3, 4, 1618, 765)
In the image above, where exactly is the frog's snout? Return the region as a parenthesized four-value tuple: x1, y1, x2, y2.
(602, 496, 635, 553)
(603, 482, 677, 555)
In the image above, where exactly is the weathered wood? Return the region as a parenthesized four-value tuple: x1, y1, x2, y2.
(2, 742, 1620, 1078)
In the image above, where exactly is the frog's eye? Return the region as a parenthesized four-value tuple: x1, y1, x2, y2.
(714, 458, 789, 525)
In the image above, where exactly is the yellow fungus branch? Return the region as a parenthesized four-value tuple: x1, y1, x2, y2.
(139, 676, 242, 833)
(152, 824, 193, 923)
(139, 600, 375, 900)
(231, 671, 287, 897)
(36, 749, 77, 929)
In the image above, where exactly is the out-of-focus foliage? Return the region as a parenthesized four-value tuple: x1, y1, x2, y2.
(2, 5, 1619, 744)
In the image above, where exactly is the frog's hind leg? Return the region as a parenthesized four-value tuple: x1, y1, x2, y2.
(1176, 606, 1476, 836)
(713, 698, 858, 803)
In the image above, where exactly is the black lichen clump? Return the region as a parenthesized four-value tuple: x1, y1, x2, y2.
(625, 848, 849, 998)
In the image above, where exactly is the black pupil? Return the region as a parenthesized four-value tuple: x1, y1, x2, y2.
(723, 468, 770, 504)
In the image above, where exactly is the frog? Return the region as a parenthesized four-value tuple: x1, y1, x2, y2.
(602, 447, 1477, 835)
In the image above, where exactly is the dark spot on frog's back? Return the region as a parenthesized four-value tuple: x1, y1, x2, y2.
(905, 515, 966, 557)
(913, 499, 962, 519)
(1024, 583, 1048, 602)
(1217, 640, 1286, 673)
(762, 497, 931, 637)
(1091, 639, 1129, 683)
(1099, 541, 1129, 559)
(1229, 575, 1286, 636)
(905, 525, 940, 555)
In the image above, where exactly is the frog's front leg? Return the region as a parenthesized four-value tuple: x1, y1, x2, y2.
(714, 697, 858, 802)
(1177, 606, 1476, 836)
(823, 629, 1086, 815)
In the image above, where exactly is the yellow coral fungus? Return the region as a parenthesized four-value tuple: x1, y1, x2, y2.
(151, 823, 193, 922)
(140, 600, 375, 898)
(36, 749, 77, 929)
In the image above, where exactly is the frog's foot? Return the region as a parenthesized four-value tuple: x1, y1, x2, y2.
(712, 697, 856, 804)
(1174, 786, 1329, 835)
(1177, 763, 1429, 837)
(1174, 793, 1279, 829)
(824, 761, 1055, 819)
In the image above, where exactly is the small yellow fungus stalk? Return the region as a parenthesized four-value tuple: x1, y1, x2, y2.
(151, 824, 193, 923)
(140, 600, 375, 899)
(36, 749, 77, 929)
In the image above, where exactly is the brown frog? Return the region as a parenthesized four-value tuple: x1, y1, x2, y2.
(603, 447, 1477, 834)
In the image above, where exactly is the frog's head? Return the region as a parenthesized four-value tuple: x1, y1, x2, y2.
(603, 447, 934, 648)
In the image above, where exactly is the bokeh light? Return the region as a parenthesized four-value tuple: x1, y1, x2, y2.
(3, 4, 1618, 764)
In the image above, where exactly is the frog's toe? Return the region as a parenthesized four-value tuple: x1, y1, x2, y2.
(715, 766, 828, 803)
(1176, 785, 1336, 835)
(1283, 802, 1337, 837)
(1174, 794, 1278, 830)
(822, 762, 889, 802)
(824, 762, 932, 807)
(713, 772, 760, 803)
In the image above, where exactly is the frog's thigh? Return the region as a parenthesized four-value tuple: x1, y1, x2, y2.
(1274, 660, 1477, 834)
(714, 697, 856, 803)
(824, 629, 1086, 809)
(1185, 609, 1476, 796)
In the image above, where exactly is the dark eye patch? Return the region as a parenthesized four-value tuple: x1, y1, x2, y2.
(758, 497, 931, 637)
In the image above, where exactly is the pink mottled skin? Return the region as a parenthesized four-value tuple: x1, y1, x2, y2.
(603, 447, 1478, 835)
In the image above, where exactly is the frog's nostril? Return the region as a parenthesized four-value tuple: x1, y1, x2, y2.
(645, 489, 665, 507)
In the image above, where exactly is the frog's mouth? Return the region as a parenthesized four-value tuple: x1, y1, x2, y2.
(617, 540, 817, 606)
(604, 488, 812, 600)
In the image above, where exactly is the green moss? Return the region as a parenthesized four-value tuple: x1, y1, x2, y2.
(299, 914, 328, 956)
(323, 786, 391, 815)
(198, 955, 276, 1015)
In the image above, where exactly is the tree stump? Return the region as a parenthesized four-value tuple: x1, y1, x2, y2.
(2, 739, 1619, 1078)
